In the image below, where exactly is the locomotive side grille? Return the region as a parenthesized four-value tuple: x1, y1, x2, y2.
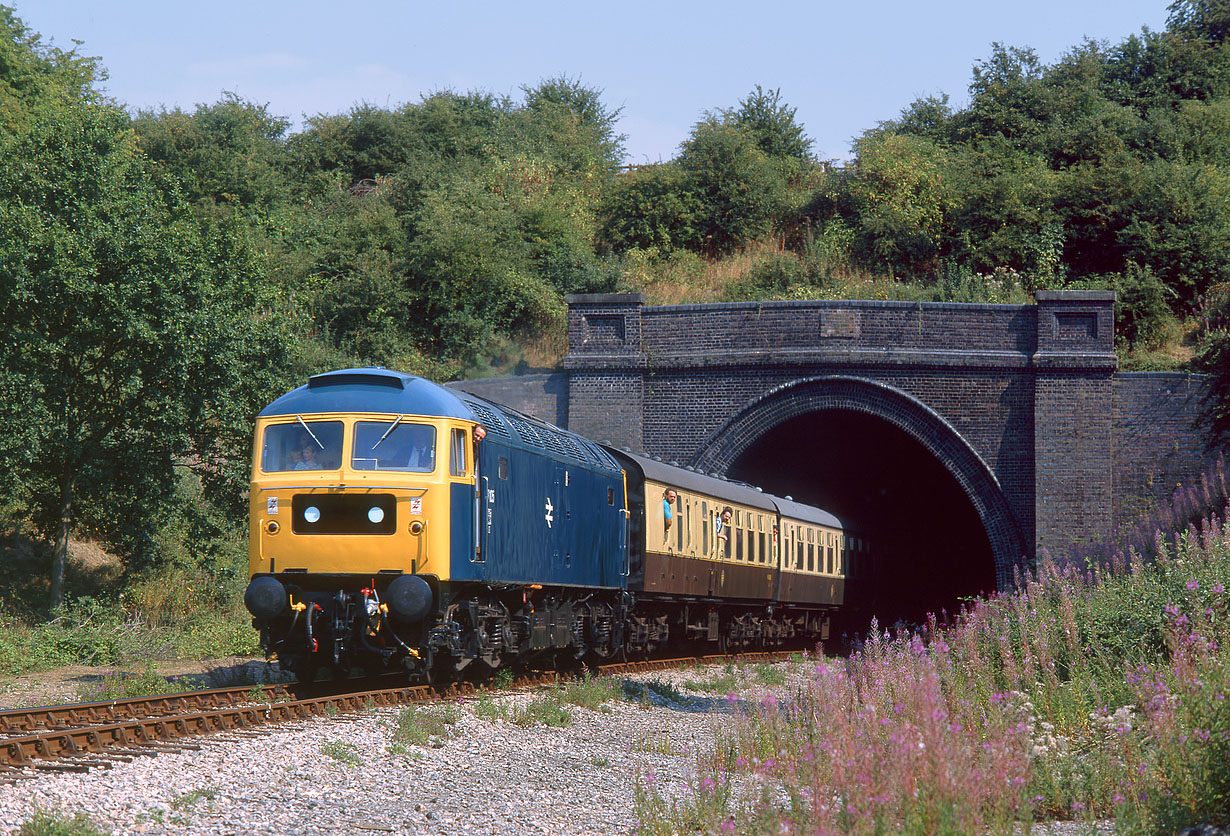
(507, 415, 590, 463)
(291, 494, 397, 535)
(461, 401, 511, 438)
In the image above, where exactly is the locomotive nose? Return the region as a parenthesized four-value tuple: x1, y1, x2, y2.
(244, 576, 289, 623)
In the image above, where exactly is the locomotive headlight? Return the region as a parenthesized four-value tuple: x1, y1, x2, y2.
(303, 505, 321, 524)
(368, 506, 385, 524)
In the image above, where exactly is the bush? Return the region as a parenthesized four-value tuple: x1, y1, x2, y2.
(1114, 263, 1178, 350)
(601, 164, 704, 253)
(677, 122, 787, 256)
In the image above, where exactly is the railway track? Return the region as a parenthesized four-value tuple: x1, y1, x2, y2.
(0, 651, 795, 780)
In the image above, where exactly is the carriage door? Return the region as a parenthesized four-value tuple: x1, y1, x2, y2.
(551, 465, 571, 569)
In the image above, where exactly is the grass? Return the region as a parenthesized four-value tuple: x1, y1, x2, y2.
(680, 664, 740, 694)
(514, 696, 573, 728)
(635, 464, 1230, 835)
(392, 703, 462, 747)
(17, 810, 107, 836)
(633, 730, 685, 756)
(320, 739, 363, 765)
(75, 665, 196, 702)
(170, 788, 217, 809)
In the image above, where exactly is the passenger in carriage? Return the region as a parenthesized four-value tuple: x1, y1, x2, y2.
(716, 506, 733, 557)
(663, 489, 677, 535)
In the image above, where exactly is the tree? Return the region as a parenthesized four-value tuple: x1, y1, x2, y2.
(601, 162, 704, 252)
(677, 120, 786, 255)
(132, 93, 292, 212)
(847, 132, 953, 274)
(520, 75, 626, 174)
(0, 98, 288, 608)
(719, 85, 814, 160)
(0, 5, 100, 131)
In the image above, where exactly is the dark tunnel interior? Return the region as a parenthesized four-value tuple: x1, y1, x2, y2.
(725, 409, 996, 632)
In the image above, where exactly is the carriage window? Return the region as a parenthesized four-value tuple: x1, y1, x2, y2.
(352, 421, 436, 472)
(262, 421, 344, 472)
(498, 457, 509, 479)
(759, 532, 766, 563)
(827, 545, 834, 574)
(735, 528, 744, 561)
(808, 543, 815, 572)
(449, 428, 467, 476)
(701, 502, 709, 553)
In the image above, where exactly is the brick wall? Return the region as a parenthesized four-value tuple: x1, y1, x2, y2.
(1114, 373, 1214, 522)
(447, 373, 569, 427)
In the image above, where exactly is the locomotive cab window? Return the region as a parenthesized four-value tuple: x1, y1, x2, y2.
(352, 421, 436, 472)
(449, 428, 468, 477)
(498, 457, 509, 479)
(262, 421, 344, 472)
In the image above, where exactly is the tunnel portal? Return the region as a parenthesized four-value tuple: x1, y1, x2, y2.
(726, 409, 996, 629)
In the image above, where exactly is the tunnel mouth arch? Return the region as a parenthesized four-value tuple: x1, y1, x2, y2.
(690, 376, 1028, 610)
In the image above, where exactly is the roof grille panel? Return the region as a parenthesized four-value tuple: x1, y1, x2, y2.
(462, 400, 510, 438)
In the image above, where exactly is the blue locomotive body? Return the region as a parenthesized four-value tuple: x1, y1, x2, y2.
(447, 400, 627, 589)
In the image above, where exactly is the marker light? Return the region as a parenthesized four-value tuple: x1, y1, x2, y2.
(368, 506, 385, 524)
(303, 506, 321, 524)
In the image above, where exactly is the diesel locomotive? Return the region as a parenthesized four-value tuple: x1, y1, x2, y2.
(243, 368, 867, 682)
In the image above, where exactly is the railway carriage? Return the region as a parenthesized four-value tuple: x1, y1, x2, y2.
(243, 368, 860, 682)
(611, 450, 845, 651)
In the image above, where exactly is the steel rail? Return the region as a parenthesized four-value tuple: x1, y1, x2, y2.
(0, 683, 294, 734)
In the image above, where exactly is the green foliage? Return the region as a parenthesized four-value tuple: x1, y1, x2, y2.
(0, 7, 101, 132)
(677, 121, 787, 256)
(681, 664, 741, 694)
(17, 810, 107, 836)
(718, 85, 814, 160)
(521, 74, 626, 173)
(393, 703, 461, 747)
(133, 94, 292, 212)
(0, 86, 294, 605)
(558, 672, 621, 710)
(1113, 263, 1178, 350)
(171, 788, 217, 809)
(601, 163, 703, 253)
(75, 665, 195, 702)
(320, 739, 363, 765)
(515, 695, 572, 727)
(846, 132, 952, 274)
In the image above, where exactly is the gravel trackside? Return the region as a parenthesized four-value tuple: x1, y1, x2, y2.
(0, 665, 796, 836)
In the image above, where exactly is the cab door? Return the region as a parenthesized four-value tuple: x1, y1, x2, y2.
(448, 427, 479, 573)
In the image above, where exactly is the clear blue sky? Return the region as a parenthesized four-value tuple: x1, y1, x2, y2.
(17, 1, 1171, 163)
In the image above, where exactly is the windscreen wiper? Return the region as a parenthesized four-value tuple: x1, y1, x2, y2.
(372, 414, 404, 450)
